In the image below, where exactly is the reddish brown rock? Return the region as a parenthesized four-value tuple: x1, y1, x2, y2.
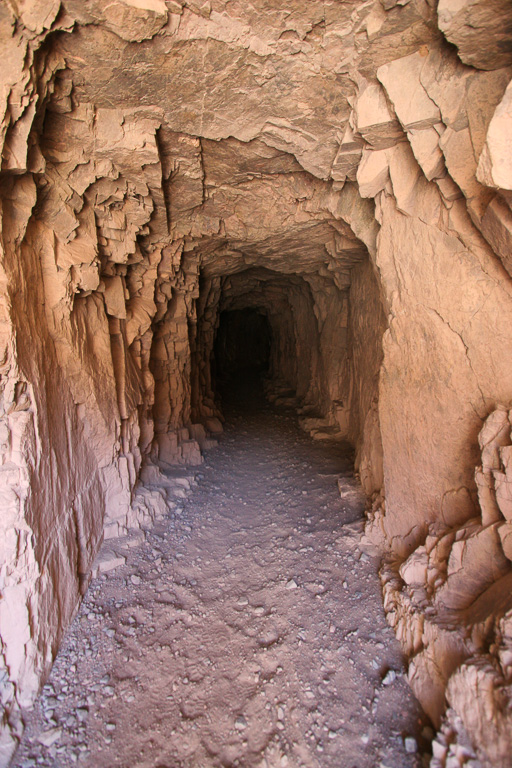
(0, 2, 512, 766)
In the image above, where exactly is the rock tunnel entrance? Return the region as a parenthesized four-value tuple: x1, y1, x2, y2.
(2, 2, 512, 767)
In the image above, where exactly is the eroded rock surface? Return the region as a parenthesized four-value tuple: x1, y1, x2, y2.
(0, 1, 511, 766)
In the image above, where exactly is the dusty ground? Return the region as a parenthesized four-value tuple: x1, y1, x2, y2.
(13, 385, 432, 768)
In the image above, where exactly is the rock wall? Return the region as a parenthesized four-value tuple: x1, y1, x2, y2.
(1, 1, 512, 766)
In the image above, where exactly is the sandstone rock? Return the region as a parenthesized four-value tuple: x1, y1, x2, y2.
(1, 4, 512, 766)
(399, 547, 428, 588)
(331, 123, 365, 182)
(355, 83, 403, 150)
(479, 194, 512, 278)
(498, 523, 512, 560)
(447, 660, 512, 768)
(477, 80, 512, 191)
(475, 408, 512, 526)
(93, 549, 126, 576)
(377, 52, 441, 132)
(356, 149, 389, 199)
(437, 0, 512, 71)
(434, 522, 511, 611)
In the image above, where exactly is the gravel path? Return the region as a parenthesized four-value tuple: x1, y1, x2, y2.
(13, 387, 431, 768)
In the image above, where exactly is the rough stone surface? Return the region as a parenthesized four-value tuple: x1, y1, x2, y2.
(0, 2, 511, 767)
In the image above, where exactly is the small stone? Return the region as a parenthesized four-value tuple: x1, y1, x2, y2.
(235, 715, 247, 730)
(432, 740, 448, 760)
(37, 727, 62, 747)
(285, 579, 298, 590)
(277, 706, 284, 720)
(404, 736, 417, 753)
(130, 575, 141, 585)
(382, 670, 397, 686)
(106, 723, 116, 731)
(237, 597, 249, 606)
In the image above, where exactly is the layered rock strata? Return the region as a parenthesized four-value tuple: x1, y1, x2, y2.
(1, 1, 512, 766)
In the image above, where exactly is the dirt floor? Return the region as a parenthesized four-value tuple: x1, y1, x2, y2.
(12, 384, 432, 768)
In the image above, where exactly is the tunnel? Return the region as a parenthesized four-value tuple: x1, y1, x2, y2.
(213, 308, 272, 389)
(2, 2, 512, 767)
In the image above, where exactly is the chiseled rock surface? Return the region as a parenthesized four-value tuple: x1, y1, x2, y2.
(0, 1, 511, 766)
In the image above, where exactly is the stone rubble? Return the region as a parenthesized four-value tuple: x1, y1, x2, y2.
(12, 393, 431, 768)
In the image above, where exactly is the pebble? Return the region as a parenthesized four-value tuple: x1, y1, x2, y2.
(285, 579, 298, 590)
(37, 727, 62, 747)
(130, 575, 141, 586)
(234, 715, 247, 731)
(404, 736, 417, 753)
(382, 670, 397, 686)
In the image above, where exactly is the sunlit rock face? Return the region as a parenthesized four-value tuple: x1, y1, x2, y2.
(1, 1, 512, 765)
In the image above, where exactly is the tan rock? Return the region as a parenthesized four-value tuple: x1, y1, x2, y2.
(477, 80, 512, 191)
(438, 0, 512, 71)
(2, 4, 512, 766)
(447, 660, 512, 768)
(356, 148, 389, 199)
(377, 52, 441, 131)
(331, 123, 364, 182)
(434, 522, 510, 611)
(407, 125, 445, 181)
(103, 276, 127, 319)
(399, 546, 428, 588)
(479, 194, 512, 278)
(355, 83, 403, 150)
(499, 522, 512, 560)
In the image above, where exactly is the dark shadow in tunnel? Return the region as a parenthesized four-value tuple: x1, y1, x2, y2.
(213, 308, 272, 405)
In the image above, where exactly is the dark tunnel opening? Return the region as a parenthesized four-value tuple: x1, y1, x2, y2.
(213, 308, 272, 400)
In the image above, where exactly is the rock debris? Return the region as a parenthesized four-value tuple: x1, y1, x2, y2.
(14, 392, 430, 768)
